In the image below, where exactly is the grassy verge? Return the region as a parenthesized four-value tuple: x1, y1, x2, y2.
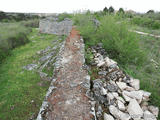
(0, 28, 59, 120)
(123, 34, 160, 116)
(0, 19, 39, 63)
(0, 22, 30, 63)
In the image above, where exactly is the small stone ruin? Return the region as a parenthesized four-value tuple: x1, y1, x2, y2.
(39, 17, 73, 35)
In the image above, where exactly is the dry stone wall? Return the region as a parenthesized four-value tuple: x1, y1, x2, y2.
(39, 17, 73, 35)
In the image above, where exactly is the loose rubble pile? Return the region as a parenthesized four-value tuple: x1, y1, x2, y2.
(23, 38, 64, 81)
(87, 43, 159, 120)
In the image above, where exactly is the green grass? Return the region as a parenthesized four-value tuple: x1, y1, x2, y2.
(74, 14, 145, 65)
(0, 19, 39, 62)
(123, 34, 160, 119)
(0, 22, 32, 62)
(0, 28, 59, 120)
(131, 25, 160, 35)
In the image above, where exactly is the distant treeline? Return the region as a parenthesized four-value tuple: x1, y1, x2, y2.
(0, 11, 39, 22)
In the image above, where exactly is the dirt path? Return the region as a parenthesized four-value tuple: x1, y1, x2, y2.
(132, 30, 160, 38)
(46, 27, 93, 120)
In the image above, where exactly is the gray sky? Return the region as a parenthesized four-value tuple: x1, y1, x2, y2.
(0, 0, 160, 13)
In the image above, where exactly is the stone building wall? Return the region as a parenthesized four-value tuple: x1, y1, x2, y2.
(39, 18, 73, 35)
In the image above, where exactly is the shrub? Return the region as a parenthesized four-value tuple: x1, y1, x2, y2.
(74, 14, 145, 65)
(73, 14, 96, 46)
(131, 16, 160, 29)
(0, 12, 39, 22)
(21, 19, 39, 28)
(58, 13, 73, 22)
(145, 12, 160, 20)
(97, 16, 145, 65)
(0, 23, 31, 62)
(93, 11, 106, 20)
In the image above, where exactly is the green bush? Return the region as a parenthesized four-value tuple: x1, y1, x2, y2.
(73, 14, 96, 45)
(131, 16, 160, 29)
(97, 16, 145, 65)
(58, 13, 73, 22)
(0, 23, 31, 63)
(93, 11, 106, 20)
(74, 14, 145, 65)
(20, 19, 39, 28)
(0, 12, 39, 22)
(146, 12, 160, 20)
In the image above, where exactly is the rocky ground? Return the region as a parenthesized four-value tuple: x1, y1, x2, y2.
(86, 43, 159, 120)
(23, 38, 63, 82)
(36, 27, 94, 120)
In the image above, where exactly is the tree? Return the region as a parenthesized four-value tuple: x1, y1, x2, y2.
(147, 10, 154, 14)
(109, 6, 114, 13)
(118, 8, 125, 14)
(103, 7, 108, 13)
(0, 11, 6, 20)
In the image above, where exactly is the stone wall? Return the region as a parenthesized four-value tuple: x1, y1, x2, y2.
(39, 18, 73, 35)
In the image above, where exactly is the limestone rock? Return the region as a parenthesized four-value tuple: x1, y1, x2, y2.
(125, 86, 135, 91)
(117, 100, 125, 111)
(23, 64, 38, 71)
(96, 105, 103, 118)
(143, 110, 157, 120)
(104, 113, 114, 120)
(130, 79, 140, 90)
(107, 84, 118, 92)
(98, 71, 107, 76)
(100, 87, 107, 95)
(116, 82, 127, 90)
(148, 106, 159, 117)
(39, 72, 48, 78)
(93, 79, 103, 90)
(122, 91, 132, 102)
(116, 96, 126, 104)
(112, 92, 119, 98)
(104, 57, 117, 67)
(141, 101, 149, 111)
(97, 60, 105, 67)
(123, 91, 143, 103)
(109, 105, 130, 120)
(140, 90, 151, 101)
(127, 99, 143, 120)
